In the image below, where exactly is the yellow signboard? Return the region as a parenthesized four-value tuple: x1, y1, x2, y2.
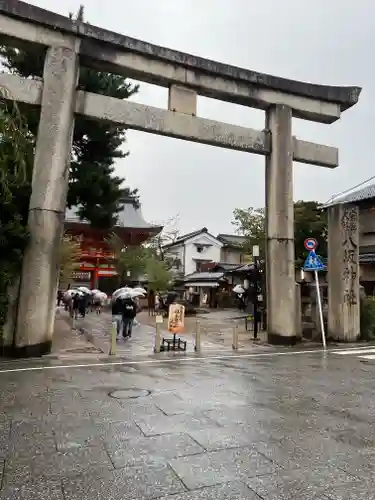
(167, 304, 185, 333)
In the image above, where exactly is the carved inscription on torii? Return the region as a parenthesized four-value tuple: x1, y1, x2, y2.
(341, 207, 359, 306)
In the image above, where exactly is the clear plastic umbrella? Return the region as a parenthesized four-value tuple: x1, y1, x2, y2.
(77, 286, 91, 294)
(93, 291, 107, 301)
(113, 291, 132, 300)
(64, 289, 84, 300)
(128, 290, 145, 298)
(233, 284, 245, 294)
(112, 287, 132, 300)
(133, 287, 147, 295)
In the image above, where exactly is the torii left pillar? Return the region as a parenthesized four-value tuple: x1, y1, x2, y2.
(14, 46, 78, 357)
(266, 104, 296, 345)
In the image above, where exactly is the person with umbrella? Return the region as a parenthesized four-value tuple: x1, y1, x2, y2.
(112, 294, 125, 339)
(72, 292, 82, 320)
(122, 295, 137, 338)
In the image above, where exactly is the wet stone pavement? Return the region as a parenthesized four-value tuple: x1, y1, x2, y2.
(78, 310, 268, 356)
(1, 348, 375, 498)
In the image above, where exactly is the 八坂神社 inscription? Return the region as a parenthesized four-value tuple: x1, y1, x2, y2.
(341, 207, 358, 305)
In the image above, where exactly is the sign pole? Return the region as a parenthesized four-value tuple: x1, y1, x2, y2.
(314, 269, 326, 349)
(303, 237, 327, 350)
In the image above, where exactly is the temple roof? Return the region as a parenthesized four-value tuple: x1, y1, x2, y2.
(65, 199, 162, 232)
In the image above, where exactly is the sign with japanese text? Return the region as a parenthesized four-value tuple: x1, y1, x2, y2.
(167, 304, 185, 333)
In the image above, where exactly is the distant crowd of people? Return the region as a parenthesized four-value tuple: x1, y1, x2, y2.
(57, 289, 103, 319)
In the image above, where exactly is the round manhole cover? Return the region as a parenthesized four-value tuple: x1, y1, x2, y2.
(109, 388, 151, 399)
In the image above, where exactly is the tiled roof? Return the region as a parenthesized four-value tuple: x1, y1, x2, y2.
(173, 228, 208, 244)
(325, 183, 375, 207)
(65, 200, 160, 230)
(217, 234, 246, 246)
(183, 271, 225, 282)
(232, 263, 255, 272)
(215, 263, 243, 271)
(163, 227, 219, 248)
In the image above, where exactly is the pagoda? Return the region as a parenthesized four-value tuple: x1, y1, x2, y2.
(64, 197, 162, 292)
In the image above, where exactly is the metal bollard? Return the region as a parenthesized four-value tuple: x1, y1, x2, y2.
(154, 315, 163, 353)
(194, 320, 201, 352)
(109, 321, 117, 355)
(232, 323, 239, 350)
(71, 315, 76, 331)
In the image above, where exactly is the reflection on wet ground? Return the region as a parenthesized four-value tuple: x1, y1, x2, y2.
(0, 349, 375, 499)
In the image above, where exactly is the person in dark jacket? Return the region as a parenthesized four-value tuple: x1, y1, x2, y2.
(72, 293, 81, 320)
(57, 289, 63, 306)
(79, 293, 89, 318)
(122, 297, 137, 338)
(112, 296, 124, 338)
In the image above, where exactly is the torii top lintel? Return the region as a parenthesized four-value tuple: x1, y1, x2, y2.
(0, 0, 361, 122)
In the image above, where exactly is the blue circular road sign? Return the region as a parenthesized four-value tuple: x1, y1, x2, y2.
(304, 238, 317, 251)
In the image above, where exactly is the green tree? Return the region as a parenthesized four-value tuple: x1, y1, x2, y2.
(232, 207, 266, 256)
(145, 258, 172, 292)
(58, 233, 81, 287)
(233, 201, 327, 264)
(294, 201, 327, 264)
(0, 5, 139, 229)
(0, 89, 33, 343)
(145, 216, 180, 270)
(107, 233, 148, 285)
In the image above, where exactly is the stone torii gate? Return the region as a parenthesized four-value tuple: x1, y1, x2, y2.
(0, 0, 361, 356)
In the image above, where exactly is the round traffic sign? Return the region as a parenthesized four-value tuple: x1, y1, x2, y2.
(304, 238, 317, 251)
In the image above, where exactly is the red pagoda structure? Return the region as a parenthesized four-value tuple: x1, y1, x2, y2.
(64, 197, 162, 293)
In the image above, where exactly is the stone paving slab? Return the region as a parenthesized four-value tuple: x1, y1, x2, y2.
(134, 412, 221, 437)
(105, 432, 205, 468)
(168, 446, 281, 489)
(3, 445, 112, 486)
(62, 462, 186, 500)
(323, 480, 375, 499)
(158, 481, 262, 499)
(0, 480, 64, 500)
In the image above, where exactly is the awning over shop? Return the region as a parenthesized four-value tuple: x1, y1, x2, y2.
(183, 271, 225, 288)
(185, 282, 220, 288)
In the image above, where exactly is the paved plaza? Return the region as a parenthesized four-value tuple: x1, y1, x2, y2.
(1, 341, 375, 499)
(77, 309, 267, 357)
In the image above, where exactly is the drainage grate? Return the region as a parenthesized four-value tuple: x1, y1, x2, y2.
(109, 388, 151, 399)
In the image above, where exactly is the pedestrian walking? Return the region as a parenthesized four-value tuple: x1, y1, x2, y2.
(112, 296, 124, 339)
(122, 296, 137, 338)
(57, 289, 63, 306)
(79, 293, 89, 318)
(133, 296, 141, 326)
(72, 293, 81, 320)
(148, 290, 155, 316)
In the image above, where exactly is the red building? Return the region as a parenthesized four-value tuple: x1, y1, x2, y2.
(64, 197, 162, 293)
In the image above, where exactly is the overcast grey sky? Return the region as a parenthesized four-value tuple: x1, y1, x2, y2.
(31, 0, 374, 234)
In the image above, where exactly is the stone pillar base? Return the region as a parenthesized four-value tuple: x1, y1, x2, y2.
(268, 333, 297, 346)
(3, 341, 52, 358)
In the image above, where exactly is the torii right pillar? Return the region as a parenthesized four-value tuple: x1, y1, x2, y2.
(328, 204, 360, 341)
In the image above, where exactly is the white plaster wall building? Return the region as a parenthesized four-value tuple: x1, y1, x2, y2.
(163, 228, 247, 283)
(163, 228, 223, 277)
